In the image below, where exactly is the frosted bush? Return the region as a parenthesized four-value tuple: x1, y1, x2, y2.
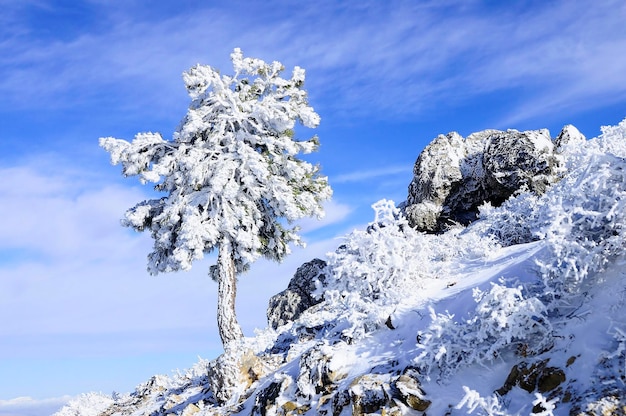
(53, 393, 114, 416)
(474, 195, 541, 246)
(477, 118, 626, 299)
(594, 117, 626, 158)
(456, 390, 557, 416)
(321, 200, 497, 304)
(171, 357, 212, 388)
(315, 200, 498, 341)
(322, 200, 427, 303)
(532, 153, 626, 302)
(415, 283, 552, 379)
(455, 387, 513, 416)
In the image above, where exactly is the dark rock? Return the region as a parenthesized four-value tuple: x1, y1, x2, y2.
(385, 316, 395, 330)
(349, 374, 389, 415)
(554, 124, 586, 154)
(251, 375, 298, 416)
(566, 355, 577, 367)
(267, 259, 327, 329)
(497, 360, 566, 396)
(296, 343, 345, 398)
(252, 381, 282, 416)
(392, 374, 431, 411)
(405, 132, 465, 231)
(332, 390, 351, 416)
(483, 129, 561, 198)
(405, 127, 567, 232)
(538, 366, 566, 393)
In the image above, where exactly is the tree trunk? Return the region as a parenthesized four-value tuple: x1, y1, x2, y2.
(216, 239, 244, 347)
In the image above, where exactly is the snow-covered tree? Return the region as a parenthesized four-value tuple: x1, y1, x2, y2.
(100, 48, 331, 347)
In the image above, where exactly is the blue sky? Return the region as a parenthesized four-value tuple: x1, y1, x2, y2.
(1, 0, 626, 411)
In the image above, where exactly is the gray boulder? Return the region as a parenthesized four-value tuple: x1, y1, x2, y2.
(405, 127, 569, 232)
(267, 258, 327, 329)
(405, 132, 466, 231)
(483, 129, 561, 197)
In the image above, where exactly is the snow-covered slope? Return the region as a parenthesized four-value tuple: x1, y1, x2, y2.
(56, 118, 626, 416)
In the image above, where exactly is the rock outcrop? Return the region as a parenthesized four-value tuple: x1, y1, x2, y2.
(405, 127, 580, 232)
(266, 258, 327, 329)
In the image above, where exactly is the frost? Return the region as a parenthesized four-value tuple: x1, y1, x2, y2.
(313, 199, 499, 343)
(455, 387, 513, 415)
(415, 283, 552, 378)
(53, 392, 114, 416)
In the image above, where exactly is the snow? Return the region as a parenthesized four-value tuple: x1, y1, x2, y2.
(55, 117, 626, 415)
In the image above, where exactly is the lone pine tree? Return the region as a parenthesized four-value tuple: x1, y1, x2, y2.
(100, 48, 331, 347)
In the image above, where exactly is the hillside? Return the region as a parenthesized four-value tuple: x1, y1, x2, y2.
(56, 118, 626, 416)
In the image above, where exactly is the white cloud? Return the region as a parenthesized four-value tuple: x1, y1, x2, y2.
(296, 200, 353, 234)
(0, 395, 71, 416)
(0, 163, 146, 261)
(333, 165, 412, 184)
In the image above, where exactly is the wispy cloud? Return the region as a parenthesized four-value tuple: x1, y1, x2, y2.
(296, 200, 353, 234)
(2, 1, 625, 126)
(334, 165, 412, 184)
(0, 395, 71, 416)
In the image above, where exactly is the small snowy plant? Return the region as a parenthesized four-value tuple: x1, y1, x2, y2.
(101, 48, 331, 347)
(54, 393, 114, 416)
(316, 200, 498, 341)
(324, 200, 425, 303)
(416, 283, 552, 379)
(455, 387, 512, 416)
(476, 118, 626, 306)
(316, 200, 433, 339)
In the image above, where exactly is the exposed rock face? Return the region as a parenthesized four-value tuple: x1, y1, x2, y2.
(392, 371, 431, 412)
(267, 258, 327, 329)
(251, 375, 296, 416)
(349, 374, 389, 415)
(405, 127, 574, 232)
(295, 342, 344, 398)
(497, 359, 566, 396)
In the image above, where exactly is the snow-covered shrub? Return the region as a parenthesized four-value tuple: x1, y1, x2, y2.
(477, 118, 626, 298)
(474, 195, 541, 246)
(322, 200, 497, 302)
(415, 283, 552, 379)
(322, 200, 428, 303)
(53, 392, 114, 416)
(455, 387, 514, 416)
(594, 117, 626, 159)
(314, 200, 498, 341)
(534, 152, 626, 299)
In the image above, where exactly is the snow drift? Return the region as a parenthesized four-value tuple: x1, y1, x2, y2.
(56, 118, 626, 416)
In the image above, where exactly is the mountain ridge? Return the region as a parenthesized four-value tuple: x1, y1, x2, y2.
(55, 118, 626, 416)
